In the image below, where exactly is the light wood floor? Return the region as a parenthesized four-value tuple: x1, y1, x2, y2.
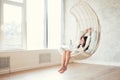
(0, 63, 120, 80)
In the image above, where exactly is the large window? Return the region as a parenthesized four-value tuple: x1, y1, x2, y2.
(48, 0, 61, 49)
(0, 0, 26, 50)
(26, 0, 45, 50)
(0, 0, 61, 50)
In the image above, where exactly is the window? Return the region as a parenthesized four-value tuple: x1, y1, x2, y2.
(0, 0, 26, 50)
(0, 0, 62, 50)
(26, 0, 45, 50)
(27, 0, 61, 49)
(48, 0, 61, 48)
(3, 4, 22, 49)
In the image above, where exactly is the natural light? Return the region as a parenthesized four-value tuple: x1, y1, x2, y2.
(26, 0, 45, 50)
(48, 0, 61, 49)
(0, 0, 61, 50)
(2, 3, 22, 50)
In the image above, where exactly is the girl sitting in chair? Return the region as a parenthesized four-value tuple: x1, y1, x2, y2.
(58, 28, 92, 73)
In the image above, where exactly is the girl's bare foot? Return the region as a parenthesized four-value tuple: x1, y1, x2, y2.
(58, 67, 64, 72)
(58, 66, 67, 73)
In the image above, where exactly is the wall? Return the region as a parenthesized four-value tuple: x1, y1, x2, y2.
(0, 50, 61, 74)
(65, 0, 120, 66)
(0, 0, 2, 47)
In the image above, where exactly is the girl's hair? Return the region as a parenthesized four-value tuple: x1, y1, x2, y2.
(77, 44, 81, 49)
(77, 36, 88, 51)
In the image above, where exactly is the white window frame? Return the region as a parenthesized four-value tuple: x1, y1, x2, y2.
(44, 0, 48, 48)
(61, 0, 65, 45)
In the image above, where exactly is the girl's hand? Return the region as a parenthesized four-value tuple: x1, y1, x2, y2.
(88, 28, 92, 33)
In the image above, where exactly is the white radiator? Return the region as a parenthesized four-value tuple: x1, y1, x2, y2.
(0, 57, 10, 74)
(39, 53, 51, 64)
(0, 57, 10, 69)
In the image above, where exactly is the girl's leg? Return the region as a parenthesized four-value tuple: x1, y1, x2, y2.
(59, 50, 71, 73)
(62, 51, 67, 67)
(65, 51, 71, 68)
(58, 50, 67, 71)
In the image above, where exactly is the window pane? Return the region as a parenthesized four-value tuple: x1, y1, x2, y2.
(1, 3, 22, 50)
(26, 0, 44, 50)
(8, 0, 23, 3)
(48, 0, 61, 48)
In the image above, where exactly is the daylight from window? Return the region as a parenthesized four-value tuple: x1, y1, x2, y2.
(0, 0, 61, 50)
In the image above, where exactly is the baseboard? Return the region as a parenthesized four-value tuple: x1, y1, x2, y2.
(0, 63, 60, 75)
(11, 63, 60, 73)
(0, 68, 10, 75)
(73, 60, 120, 67)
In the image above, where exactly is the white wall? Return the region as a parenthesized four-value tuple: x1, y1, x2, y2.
(65, 0, 120, 66)
(0, 50, 61, 74)
(0, 0, 3, 47)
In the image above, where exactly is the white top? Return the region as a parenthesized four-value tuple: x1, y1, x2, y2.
(59, 34, 91, 56)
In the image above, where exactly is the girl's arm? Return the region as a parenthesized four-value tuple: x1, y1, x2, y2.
(80, 29, 88, 38)
(83, 36, 91, 51)
(83, 28, 92, 51)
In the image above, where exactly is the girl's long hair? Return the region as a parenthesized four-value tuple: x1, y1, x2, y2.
(77, 36, 88, 49)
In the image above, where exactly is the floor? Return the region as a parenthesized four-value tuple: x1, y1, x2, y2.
(0, 63, 120, 80)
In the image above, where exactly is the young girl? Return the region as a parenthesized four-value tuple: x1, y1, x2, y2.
(58, 28, 92, 73)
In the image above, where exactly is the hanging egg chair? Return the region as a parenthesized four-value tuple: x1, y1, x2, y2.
(59, 0, 101, 60)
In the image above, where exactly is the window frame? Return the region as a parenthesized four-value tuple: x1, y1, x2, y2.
(44, 0, 48, 48)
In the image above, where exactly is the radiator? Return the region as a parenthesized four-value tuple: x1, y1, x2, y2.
(39, 53, 51, 64)
(0, 57, 10, 71)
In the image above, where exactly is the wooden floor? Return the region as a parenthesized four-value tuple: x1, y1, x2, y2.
(0, 63, 120, 80)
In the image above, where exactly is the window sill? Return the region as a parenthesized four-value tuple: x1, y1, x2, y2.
(0, 49, 58, 53)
